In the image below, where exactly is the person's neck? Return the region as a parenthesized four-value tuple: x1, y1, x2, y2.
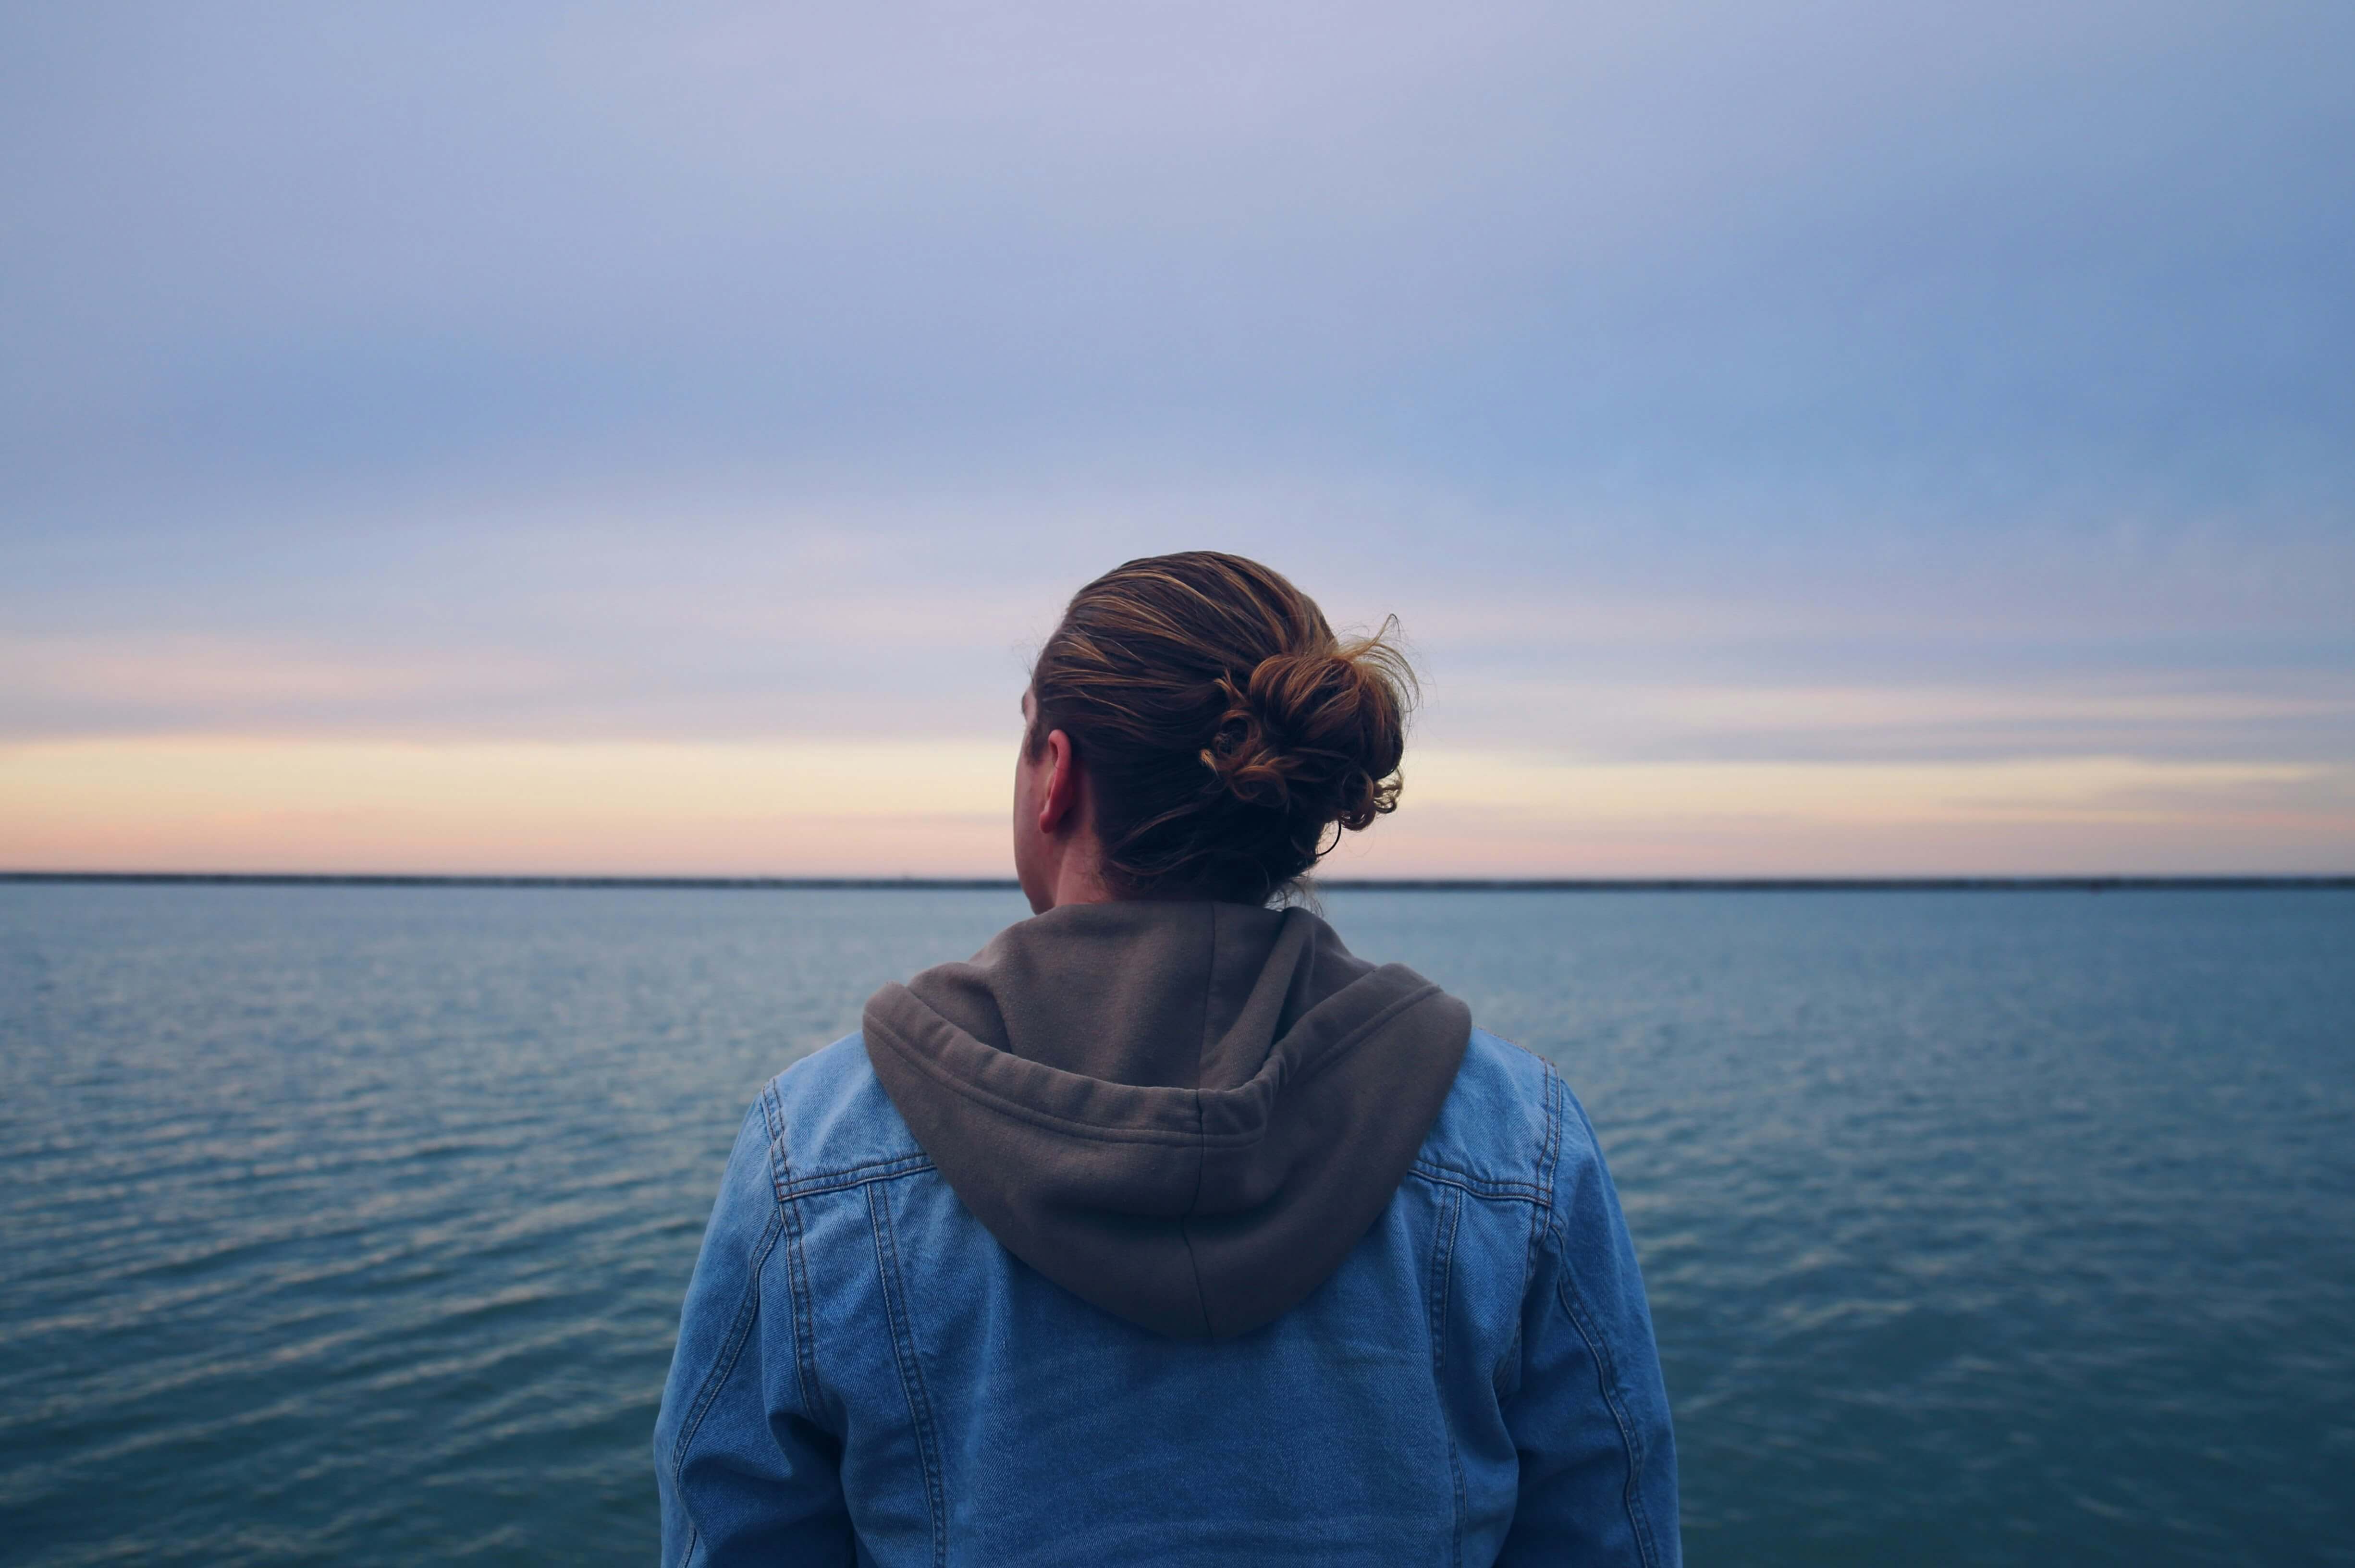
(1038, 856, 1117, 910)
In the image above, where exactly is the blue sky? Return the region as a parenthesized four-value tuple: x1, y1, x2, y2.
(4, 2, 2351, 874)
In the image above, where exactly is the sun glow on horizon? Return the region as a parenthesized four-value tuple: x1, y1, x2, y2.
(6, 735, 2344, 879)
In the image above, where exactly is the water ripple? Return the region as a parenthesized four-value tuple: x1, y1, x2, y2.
(4, 883, 2351, 1565)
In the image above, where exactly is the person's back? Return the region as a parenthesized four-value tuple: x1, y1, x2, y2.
(656, 553, 1679, 1565)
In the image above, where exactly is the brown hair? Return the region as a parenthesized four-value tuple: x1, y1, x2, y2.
(1027, 551, 1415, 904)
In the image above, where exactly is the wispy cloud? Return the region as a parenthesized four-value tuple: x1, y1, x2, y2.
(2, 2, 2349, 871)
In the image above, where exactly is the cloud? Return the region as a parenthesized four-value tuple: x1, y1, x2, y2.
(2, 3, 2349, 870)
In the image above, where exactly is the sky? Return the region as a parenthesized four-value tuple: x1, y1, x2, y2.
(3, 1, 2351, 877)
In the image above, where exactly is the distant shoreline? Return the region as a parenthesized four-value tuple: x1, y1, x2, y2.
(5, 871, 2351, 892)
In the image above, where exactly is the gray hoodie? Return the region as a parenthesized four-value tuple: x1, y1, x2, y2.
(861, 900, 1472, 1339)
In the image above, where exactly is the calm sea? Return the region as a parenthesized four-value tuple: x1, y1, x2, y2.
(2, 883, 2350, 1565)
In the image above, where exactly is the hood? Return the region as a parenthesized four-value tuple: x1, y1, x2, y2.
(861, 900, 1471, 1339)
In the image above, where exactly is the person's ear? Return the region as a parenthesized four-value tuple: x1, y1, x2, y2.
(1038, 729, 1079, 833)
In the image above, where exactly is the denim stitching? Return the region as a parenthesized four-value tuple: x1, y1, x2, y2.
(781, 1164, 940, 1202)
(867, 1183, 949, 1568)
(779, 1153, 936, 1199)
(1503, 1066, 1565, 1412)
(1542, 1071, 1661, 1568)
(1525, 1065, 1564, 1303)
(1551, 1262, 1662, 1568)
(776, 1193, 823, 1422)
(667, 1204, 785, 1484)
(763, 1081, 828, 1425)
(1539, 1065, 1564, 1210)
(760, 1081, 792, 1200)
(1409, 1160, 1546, 1200)
(1427, 1181, 1468, 1568)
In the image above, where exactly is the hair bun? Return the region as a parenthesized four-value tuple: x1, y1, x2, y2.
(1200, 624, 1411, 831)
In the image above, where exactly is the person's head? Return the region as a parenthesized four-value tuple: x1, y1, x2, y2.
(1013, 551, 1414, 912)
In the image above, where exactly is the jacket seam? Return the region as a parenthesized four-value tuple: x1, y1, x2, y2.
(1541, 1068, 1663, 1568)
(1539, 1065, 1564, 1210)
(763, 1081, 828, 1424)
(666, 1203, 785, 1486)
(1550, 1260, 1663, 1568)
(776, 1146, 930, 1191)
(864, 986, 1447, 1148)
(760, 1080, 792, 1198)
(1505, 1063, 1565, 1395)
(1525, 1065, 1564, 1308)
(777, 1191, 823, 1426)
(1409, 1162, 1545, 1201)
(1428, 1181, 1468, 1568)
(867, 1182, 949, 1568)
(779, 1153, 937, 1199)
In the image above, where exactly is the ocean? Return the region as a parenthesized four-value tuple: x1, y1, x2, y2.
(3, 882, 2350, 1564)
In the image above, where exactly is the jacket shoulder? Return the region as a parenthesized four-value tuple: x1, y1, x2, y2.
(760, 1032, 928, 1188)
(1413, 1026, 1559, 1194)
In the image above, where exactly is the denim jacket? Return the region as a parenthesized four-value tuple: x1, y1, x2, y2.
(654, 1025, 1680, 1566)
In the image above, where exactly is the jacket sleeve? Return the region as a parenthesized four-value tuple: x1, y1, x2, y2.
(654, 1101, 853, 1567)
(1497, 1076, 1681, 1568)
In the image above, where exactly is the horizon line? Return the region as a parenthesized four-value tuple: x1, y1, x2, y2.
(6, 871, 2352, 893)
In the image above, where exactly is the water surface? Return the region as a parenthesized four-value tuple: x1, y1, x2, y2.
(2, 884, 2349, 1564)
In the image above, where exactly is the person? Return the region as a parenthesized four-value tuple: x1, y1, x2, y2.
(654, 551, 1680, 1566)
